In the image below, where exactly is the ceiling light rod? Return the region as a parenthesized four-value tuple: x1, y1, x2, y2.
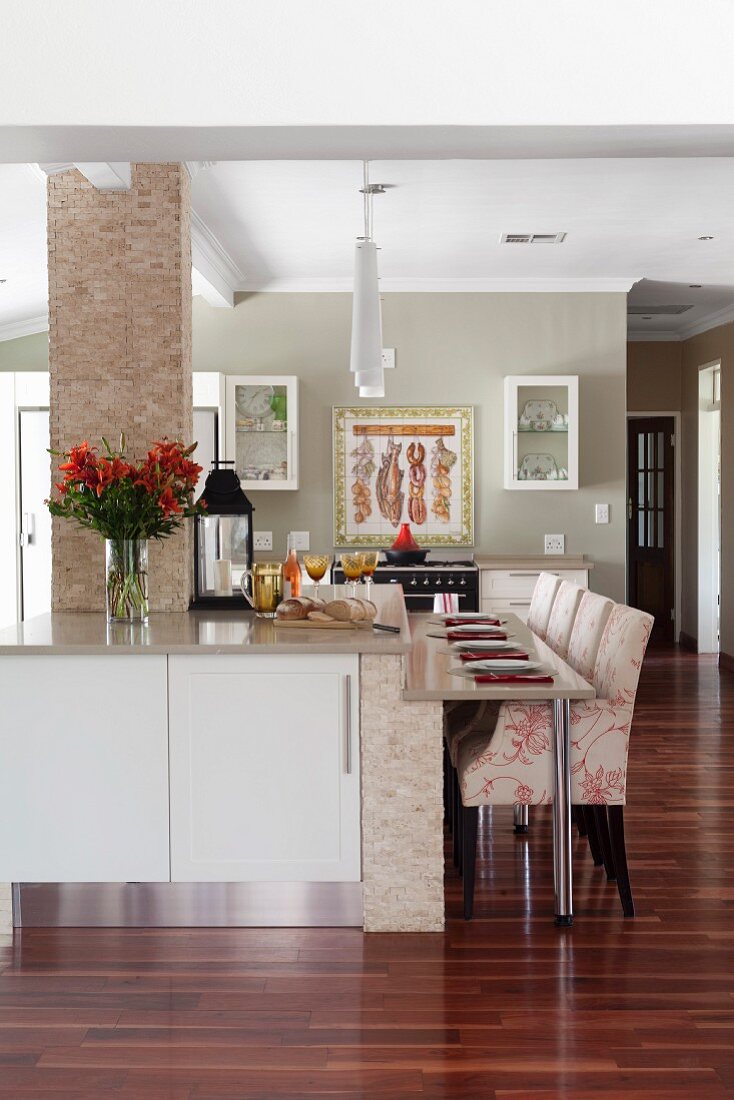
(358, 161, 386, 242)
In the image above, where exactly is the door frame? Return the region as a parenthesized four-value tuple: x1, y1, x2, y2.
(626, 411, 681, 643)
(697, 360, 721, 653)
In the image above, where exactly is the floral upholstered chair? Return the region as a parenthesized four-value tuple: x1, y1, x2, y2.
(544, 580, 584, 659)
(526, 571, 562, 640)
(456, 603, 654, 918)
(567, 590, 614, 681)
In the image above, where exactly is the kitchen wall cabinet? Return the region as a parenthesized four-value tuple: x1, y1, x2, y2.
(168, 654, 360, 882)
(480, 564, 590, 623)
(504, 375, 579, 490)
(225, 375, 299, 490)
(0, 656, 170, 881)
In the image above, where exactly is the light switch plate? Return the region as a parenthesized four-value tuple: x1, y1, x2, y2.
(254, 531, 273, 551)
(544, 534, 565, 554)
(289, 531, 310, 551)
(595, 503, 610, 524)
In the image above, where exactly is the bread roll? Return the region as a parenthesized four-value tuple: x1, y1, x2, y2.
(276, 598, 310, 621)
(323, 599, 353, 622)
(307, 610, 334, 622)
(355, 598, 377, 620)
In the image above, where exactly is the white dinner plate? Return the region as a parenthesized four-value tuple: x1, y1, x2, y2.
(456, 658, 544, 673)
(429, 613, 508, 624)
(450, 639, 517, 651)
(439, 623, 507, 634)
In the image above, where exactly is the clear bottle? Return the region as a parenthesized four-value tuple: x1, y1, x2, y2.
(283, 534, 302, 599)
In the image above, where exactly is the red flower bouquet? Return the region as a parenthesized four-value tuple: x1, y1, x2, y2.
(48, 435, 206, 621)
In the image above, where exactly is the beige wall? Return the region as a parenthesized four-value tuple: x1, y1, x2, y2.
(627, 341, 682, 412)
(194, 292, 628, 600)
(0, 331, 48, 371)
(0, 291, 629, 601)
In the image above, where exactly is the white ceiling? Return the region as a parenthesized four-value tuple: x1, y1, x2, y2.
(3, 158, 734, 339)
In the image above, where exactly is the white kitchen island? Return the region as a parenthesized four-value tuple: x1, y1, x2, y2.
(0, 587, 444, 934)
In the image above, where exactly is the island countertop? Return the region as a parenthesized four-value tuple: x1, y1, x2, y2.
(0, 585, 411, 656)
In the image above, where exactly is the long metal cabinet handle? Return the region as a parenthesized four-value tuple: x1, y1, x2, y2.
(344, 674, 352, 774)
(509, 600, 532, 606)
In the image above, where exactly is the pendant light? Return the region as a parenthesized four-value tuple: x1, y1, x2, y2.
(350, 162, 386, 398)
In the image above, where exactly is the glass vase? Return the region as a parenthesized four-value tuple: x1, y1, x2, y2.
(105, 539, 149, 623)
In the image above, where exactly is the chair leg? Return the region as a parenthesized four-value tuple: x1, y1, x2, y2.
(581, 805, 604, 866)
(573, 804, 587, 836)
(443, 741, 452, 829)
(608, 805, 635, 917)
(513, 803, 529, 833)
(593, 805, 617, 881)
(462, 805, 479, 920)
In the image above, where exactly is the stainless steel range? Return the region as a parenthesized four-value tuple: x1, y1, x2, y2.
(333, 556, 479, 612)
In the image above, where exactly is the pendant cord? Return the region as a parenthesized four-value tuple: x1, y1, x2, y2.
(363, 160, 372, 241)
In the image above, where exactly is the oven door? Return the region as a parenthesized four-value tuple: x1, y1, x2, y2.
(400, 589, 478, 612)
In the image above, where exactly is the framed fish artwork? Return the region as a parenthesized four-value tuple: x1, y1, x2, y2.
(333, 406, 474, 547)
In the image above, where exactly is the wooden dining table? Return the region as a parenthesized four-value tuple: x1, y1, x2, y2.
(403, 612, 596, 925)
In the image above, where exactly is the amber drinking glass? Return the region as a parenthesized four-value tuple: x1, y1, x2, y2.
(340, 553, 363, 598)
(358, 551, 379, 599)
(303, 553, 331, 597)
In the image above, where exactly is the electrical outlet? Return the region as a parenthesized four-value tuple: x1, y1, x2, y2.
(595, 503, 610, 524)
(544, 534, 565, 554)
(382, 348, 396, 370)
(254, 531, 273, 551)
(289, 531, 310, 551)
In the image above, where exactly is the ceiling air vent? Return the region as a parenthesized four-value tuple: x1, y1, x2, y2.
(627, 304, 694, 316)
(500, 232, 567, 244)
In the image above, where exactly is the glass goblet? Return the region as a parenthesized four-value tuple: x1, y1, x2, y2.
(359, 551, 379, 600)
(340, 553, 362, 598)
(303, 553, 331, 598)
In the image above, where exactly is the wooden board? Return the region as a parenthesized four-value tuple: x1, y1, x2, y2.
(273, 618, 373, 630)
(352, 423, 456, 437)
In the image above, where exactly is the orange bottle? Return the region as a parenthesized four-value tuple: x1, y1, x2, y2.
(283, 534, 301, 599)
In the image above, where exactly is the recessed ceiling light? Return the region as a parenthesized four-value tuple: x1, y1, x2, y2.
(689, 284, 702, 288)
(698, 235, 714, 241)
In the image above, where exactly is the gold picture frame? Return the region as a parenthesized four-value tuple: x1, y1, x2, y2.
(333, 405, 474, 547)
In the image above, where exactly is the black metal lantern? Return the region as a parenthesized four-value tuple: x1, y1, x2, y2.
(191, 460, 254, 610)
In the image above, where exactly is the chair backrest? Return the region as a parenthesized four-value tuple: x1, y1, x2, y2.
(527, 572, 561, 639)
(593, 603, 654, 705)
(567, 590, 614, 682)
(545, 580, 584, 659)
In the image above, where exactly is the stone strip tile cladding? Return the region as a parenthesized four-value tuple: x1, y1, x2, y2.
(360, 654, 445, 932)
(48, 163, 193, 611)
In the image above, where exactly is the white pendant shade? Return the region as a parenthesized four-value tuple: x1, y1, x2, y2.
(358, 385, 385, 398)
(350, 239, 382, 379)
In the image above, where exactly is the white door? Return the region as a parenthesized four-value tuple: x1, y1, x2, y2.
(19, 409, 52, 620)
(168, 654, 361, 882)
(0, 655, 170, 881)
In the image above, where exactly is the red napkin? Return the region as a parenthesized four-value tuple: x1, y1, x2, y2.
(447, 631, 508, 641)
(474, 673, 554, 684)
(459, 651, 528, 662)
(445, 617, 501, 627)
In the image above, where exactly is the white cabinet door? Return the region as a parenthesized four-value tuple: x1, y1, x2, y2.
(168, 655, 360, 882)
(19, 409, 52, 621)
(225, 375, 299, 490)
(0, 656, 170, 881)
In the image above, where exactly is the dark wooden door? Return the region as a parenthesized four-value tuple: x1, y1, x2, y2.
(627, 417, 675, 643)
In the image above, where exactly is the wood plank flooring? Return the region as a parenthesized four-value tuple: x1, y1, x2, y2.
(1, 647, 732, 1098)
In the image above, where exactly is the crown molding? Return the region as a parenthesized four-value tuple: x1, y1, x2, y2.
(237, 276, 640, 294)
(0, 315, 49, 343)
(190, 210, 244, 309)
(627, 330, 681, 342)
(677, 301, 734, 341)
(32, 161, 131, 189)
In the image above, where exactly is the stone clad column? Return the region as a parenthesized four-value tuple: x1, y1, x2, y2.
(47, 163, 193, 611)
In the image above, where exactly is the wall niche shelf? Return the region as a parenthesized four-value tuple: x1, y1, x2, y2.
(504, 375, 579, 491)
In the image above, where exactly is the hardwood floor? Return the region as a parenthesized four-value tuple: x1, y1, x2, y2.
(1, 647, 733, 1098)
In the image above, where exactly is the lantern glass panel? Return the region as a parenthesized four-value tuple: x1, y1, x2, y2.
(196, 514, 251, 598)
